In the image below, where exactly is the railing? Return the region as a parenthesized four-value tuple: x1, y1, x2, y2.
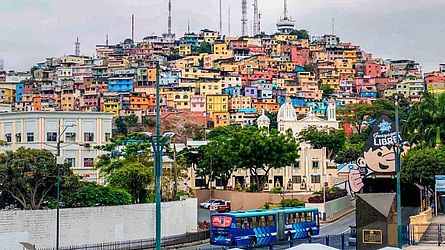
(37, 231, 210, 250)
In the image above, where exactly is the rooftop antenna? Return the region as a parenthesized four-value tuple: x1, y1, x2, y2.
(106, 34, 109, 46)
(219, 0, 223, 34)
(187, 20, 190, 33)
(75, 37, 80, 56)
(332, 18, 335, 35)
(241, 0, 247, 36)
(284, 0, 288, 19)
(253, 0, 260, 35)
(228, 7, 231, 36)
(131, 14, 135, 41)
(168, 0, 172, 35)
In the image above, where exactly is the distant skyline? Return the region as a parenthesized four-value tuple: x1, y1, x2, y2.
(1, 0, 444, 72)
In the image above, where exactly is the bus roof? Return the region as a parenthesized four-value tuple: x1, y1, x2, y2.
(215, 207, 318, 218)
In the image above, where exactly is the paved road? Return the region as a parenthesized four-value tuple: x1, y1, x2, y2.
(183, 210, 356, 250)
(319, 211, 355, 236)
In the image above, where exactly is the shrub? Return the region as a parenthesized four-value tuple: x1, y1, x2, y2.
(270, 187, 283, 194)
(263, 202, 271, 209)
(280, 199, 305, 207)
(246, 183, 258, 192)
(308, 188, 347, 203)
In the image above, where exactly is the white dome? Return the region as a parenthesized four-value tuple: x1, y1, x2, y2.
(257, 110, 270, 125)
(277, 98, 297, 122)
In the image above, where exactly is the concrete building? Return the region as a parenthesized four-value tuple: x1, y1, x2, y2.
(0, 112, 113, 181)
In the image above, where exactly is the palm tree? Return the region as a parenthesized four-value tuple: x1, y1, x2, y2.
(403, 92, 445, 147)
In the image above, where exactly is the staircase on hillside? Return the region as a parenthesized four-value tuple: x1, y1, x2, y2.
(419, 224, 443, 244)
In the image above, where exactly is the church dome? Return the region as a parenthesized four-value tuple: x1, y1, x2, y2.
(277, 97, 297, 122)
(257, 109, 270, 125)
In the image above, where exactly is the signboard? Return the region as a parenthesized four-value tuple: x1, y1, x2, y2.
(362, 229, 383, 244)
(435, 175, 445, 192)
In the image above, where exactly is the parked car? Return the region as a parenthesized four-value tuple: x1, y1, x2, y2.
(348, 226, 357, 246)
(200, 199, 223, 209)
(210, 200, 231, 213)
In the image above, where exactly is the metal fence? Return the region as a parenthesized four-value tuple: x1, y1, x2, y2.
(195, 233, 355, 250)
(409, 223, 444, 246)
(37, 230, 210, 250)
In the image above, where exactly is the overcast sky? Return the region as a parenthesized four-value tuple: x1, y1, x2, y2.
(1, 0, 444, 72)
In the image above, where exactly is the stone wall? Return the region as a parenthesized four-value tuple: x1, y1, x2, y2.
(409, 207, 433, 242)
(196, 189, 313, 210)
(0, 198, 197, 250)
(305, 196, 352, 220)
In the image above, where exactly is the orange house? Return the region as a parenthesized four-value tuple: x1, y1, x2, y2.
(32, 96, 42, 111)
(130, 93, 156, 111)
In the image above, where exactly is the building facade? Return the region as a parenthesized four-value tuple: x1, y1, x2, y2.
(0, 112, 113, 181)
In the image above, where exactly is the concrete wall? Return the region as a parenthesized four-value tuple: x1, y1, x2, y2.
(409, 207, 433, 242)
(196, 190, 313, 210)
(306, 196, 352, 220)
(0, 199, 197, 250)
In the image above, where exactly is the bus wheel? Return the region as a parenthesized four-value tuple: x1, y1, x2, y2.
(250, 237, 257, 248)
(307, 229, 312, 237)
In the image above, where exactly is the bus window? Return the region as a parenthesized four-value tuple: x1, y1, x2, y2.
(242, 218, 249, 229)
(259, 216, 266, 227)
(286, 213, 295, 224)
(249, 216, 258, 228)
(266, 215, 275, 227)
(236, 218, 243, 228)
(305, 212, 313, 222)
(297, 213, 303, 223)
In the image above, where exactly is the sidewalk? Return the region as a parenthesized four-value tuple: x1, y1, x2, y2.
(404, 245, 444, 249)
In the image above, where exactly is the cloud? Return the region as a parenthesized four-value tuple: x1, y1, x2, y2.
(0, 0, 444, 72)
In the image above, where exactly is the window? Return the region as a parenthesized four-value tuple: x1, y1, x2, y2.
(312, 161, 319, 168)
(65, 132, 76, 142)
(259, 216, 267, 227)
(15, 133, 21, 143)
(83, 158, 94, 168)
(84, 132, 94, 142)
(292, 161, 300, 168)
(27, 132, 34, 142)
(5, 133, 11, 143)
(292, 176, 302, 184)
(266, 215, 275, 227)
(249, 217, 258, 228)
(311, 175, 321, 184)
(47, 132, 57, 142)
(105, 133, 111, 142)
(65, 158, 75, 167)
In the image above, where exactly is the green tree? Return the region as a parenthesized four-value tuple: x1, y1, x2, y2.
(59, 182, 132, 207)
(289, 29, 310, 39)
(123, 114, 139, 132)
(403, 92, 445, 147)
(265, 111, 278, 129)
(298, 126, 346, 159)
(198, 42, 212, 54)
(232, 127, 299, 191)
(114, 117, 128, 136)
(0, 148, 71, 210)
(402, 147, 445, 192)
(322, 85, 335, 97)
(109, 162, 153, 203)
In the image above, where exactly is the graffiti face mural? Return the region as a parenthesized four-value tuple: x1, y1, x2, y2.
(347, 116, 402, 196)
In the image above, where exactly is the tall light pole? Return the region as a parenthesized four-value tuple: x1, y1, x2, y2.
(394, 95, 403, 248)
(55, 122, 76, 250)
(149, 61, 175, 250)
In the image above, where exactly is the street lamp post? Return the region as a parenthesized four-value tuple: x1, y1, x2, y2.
(55, 122, 76, 250)
(149, 61, 176, 250)
(394, 95, 403, 248)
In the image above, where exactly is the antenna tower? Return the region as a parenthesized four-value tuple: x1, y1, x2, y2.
(241, 0, 247, 36)
(253, 0, 260, 35)
(168, 0, 172, 35)
(75, 38, 80, 56)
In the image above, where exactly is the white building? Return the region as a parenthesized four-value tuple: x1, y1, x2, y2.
(0, 111, 113, 182)
(277, 97, 339, 136)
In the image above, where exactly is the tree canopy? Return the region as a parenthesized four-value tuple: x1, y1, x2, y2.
(109, 162, 153, 203)
(298, 126, 346, 159)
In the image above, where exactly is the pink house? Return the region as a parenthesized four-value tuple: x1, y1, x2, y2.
(364, 62, 383, 78)
(290, 47, 310, 66)
(191, 95, 206, 113)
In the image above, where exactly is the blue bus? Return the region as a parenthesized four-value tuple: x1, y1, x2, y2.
(210, 207, 319, 248)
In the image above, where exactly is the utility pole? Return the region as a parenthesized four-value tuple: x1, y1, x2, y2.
(131, 14, 135, 41)
(228, 7, 231, 36)
(395, 95, 402, 248)
(173, 144, 178, 200)
(155, 62, 162, 250)
(168, 0, 172, 35)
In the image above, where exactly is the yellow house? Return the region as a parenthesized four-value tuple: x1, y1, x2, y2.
(320, 71, 341, 90)
(334, 59, 355, 79)
(179, 44, 192, 56)
(200, 81, 222, 95)
(213, 43, 229, 55)
(173, 90, 193, 110)
(230, 96, 252, 110)
(220, 62, 240, 73)
(428, 82, 445, 94)
(280, 62, 297, 72)
(274, 34, 298, 42)
(210, 112, 230, 127)
(206, 94, 229, 114)
(103, 101, 119, 117)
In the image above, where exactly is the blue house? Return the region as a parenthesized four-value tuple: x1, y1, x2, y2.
(15, 83, 24, 103)
(223, 86, 241, 96)
(160, 71, 179, 86)
(108, 78, 134, 92)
